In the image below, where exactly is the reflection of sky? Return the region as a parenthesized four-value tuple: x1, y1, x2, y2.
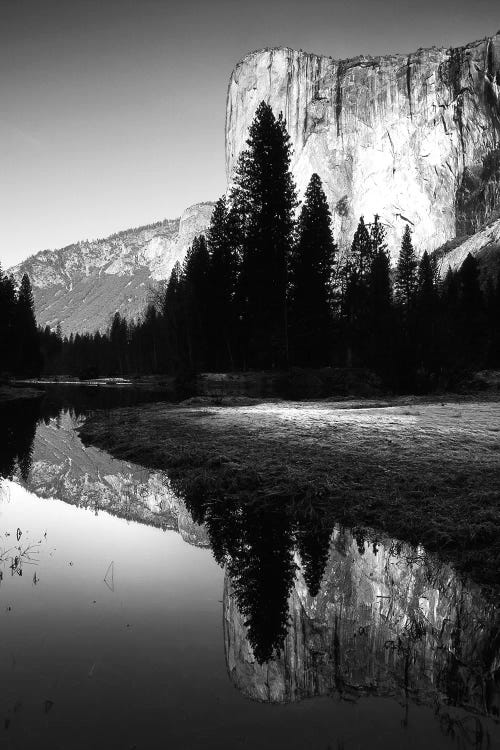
(0, 480, 467, 749)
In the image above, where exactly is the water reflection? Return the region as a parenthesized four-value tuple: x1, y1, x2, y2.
(0, 392, 499, 748)
(184, 488, 500, 723)
(0, 399, 40, 480)
(224, 529, 500, 716)
(0, 391, 207, 546)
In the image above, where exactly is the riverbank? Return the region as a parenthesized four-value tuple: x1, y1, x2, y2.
(79, 396, 500, 592)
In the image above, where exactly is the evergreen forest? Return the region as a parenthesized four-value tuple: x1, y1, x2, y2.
(2, 102, 500, 393)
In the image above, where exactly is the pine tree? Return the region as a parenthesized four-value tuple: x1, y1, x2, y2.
(342, 216, 377, 366)
(207, 196, 238, 370)
(369, 214, 388, 258)
(289, 173, 337, 366)
(415, 251, 440, 377)
(342, 215, 390, 369)
(296, 508, 333, 598)
(0, 267, 17, 373)
(457, 253, 485, 366)
(109, 312, 128, 376)
(162, 261, 188, 372)
(183, 235, 211, 370)
(231, 101, 297, 368)
(15, 274, 42, 376)
(395, 225, 418, 310)
(348, 216, 372, 279)
(367, 243, 394, 375)
(140, 304, 160, 373)
(417, 251, 439, 308)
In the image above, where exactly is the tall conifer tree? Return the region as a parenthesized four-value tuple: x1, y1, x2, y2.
(182, 235, 211, 370)
(349, 216, 372, 279)
(457, 253, 485, 365)
(367, 236, 394, 375)
(369, 214, 388, 258)
(163, 261, 188, 372)
(207, 196, 238, 370)
(16, 274, 42, 375)
(231, 101, 297, 368)
(395, 225, 418, 310)
(0, 267, 17, 372)
(415, 251, 440, 375)
(289, 173, 337, 365)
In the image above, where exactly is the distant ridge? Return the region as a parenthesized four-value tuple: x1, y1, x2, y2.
(9, 202, 215, 335)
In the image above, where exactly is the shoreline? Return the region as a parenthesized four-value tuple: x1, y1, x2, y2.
(79, 397, 500, 595)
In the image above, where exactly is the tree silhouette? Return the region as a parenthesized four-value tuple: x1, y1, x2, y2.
(370, 214, 388, 257)
(15, 274, 42, 376)
(395, 225, 418, 311)
(296, 508, 333, 598)
(349, 216, 372, 279)
(415, 251, 441, 379)
(367, 236, 394, 376)
(0, 399, 40, 480)
(231, 101, 297, 368)
(289, 173, 337, 366)
(342, 217, 372, 365)
(207, 197, 238, 370)
(182, 235, 211, 371)
(162, 261, 189, 373)
(0, 267, 17, 371)
(457, 253, 485, 366)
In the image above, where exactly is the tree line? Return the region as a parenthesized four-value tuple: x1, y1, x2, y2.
(0, 268, 42, 377)
(5, 101, 500, 390)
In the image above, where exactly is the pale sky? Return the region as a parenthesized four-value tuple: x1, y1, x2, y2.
(1, 0, 498, 267)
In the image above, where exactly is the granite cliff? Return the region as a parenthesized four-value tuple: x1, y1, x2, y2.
(9, 202, 214, 335)
(224, 527, 500, 717)
(226, 35, 500, 260)
(438, 215, 500, 278)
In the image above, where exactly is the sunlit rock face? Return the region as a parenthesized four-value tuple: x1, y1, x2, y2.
(439, 216, 500, 276)
(23, 412, 209, 548)
(224, 528, 500, 715)
(9, 202, 214, 335)
(226, 36, 500, 260)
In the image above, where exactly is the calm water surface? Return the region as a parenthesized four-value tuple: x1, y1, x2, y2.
(0, 388, 498, 749)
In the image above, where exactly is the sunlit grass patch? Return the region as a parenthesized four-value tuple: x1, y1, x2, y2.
(80, 397, 500, 594)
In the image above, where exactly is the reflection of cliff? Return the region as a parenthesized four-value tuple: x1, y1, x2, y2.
(24, 412, 208, 548)
(224, 527, 500, 717)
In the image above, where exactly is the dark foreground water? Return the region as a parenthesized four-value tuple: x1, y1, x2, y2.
(0, 388, 499, 749)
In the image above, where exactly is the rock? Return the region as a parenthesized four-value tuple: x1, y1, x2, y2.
(226, 35, 500, 260)
(9, 202, 214, 335)
(438, 216, 500, 278)
(224, 527, 500, 715)
(23, 410, 209, 548)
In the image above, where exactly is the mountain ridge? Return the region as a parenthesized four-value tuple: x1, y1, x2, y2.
(9, 202, 215, 335)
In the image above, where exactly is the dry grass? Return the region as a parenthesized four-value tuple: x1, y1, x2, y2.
(79, 398, 500, 591)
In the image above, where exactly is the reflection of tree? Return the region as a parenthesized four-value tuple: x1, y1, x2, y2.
(229, 506, 297, 663)
(295, 505, 332, 598)
(0, 400, 41, 480)
(184, 487, 335, 663)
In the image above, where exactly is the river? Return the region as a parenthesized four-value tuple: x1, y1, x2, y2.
(0, 387, 498, 749)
